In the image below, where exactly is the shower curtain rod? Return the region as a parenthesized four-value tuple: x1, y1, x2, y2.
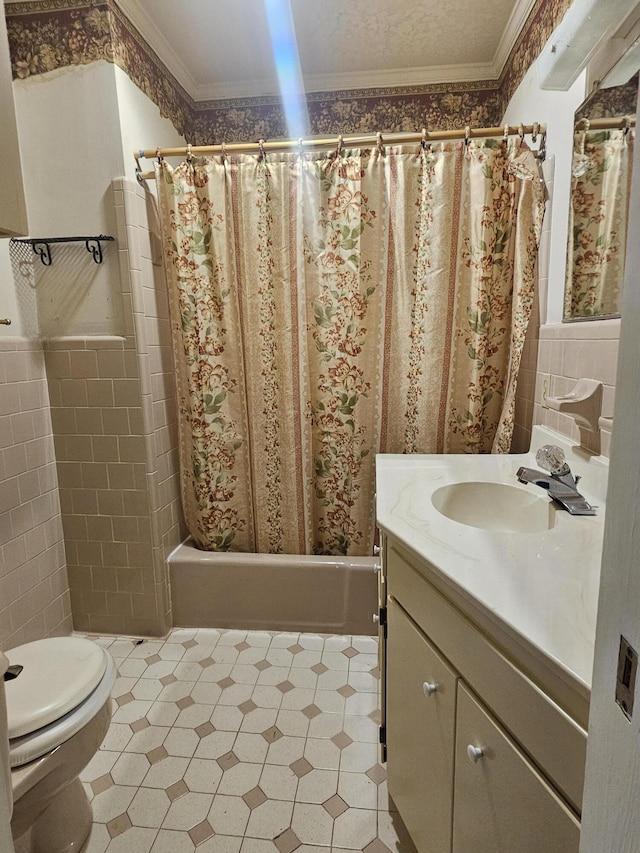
(574, 116, 636, 132)
(134, 122, 547, 180)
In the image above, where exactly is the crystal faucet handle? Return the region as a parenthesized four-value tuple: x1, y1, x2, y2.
(535, 444, 568, 475)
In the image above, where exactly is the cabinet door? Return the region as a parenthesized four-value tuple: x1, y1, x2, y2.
(387, 598, 457, 853)
(453, 683, 580, 853)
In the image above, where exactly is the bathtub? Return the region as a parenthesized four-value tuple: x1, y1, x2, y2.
(168, 540, 379, 635)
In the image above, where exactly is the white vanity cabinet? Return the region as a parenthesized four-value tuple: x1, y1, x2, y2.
(0, 0, 28, 237)
(382, 534, 584, 853)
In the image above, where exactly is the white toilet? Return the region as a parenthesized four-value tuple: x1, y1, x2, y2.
(0, 637, 116, 852)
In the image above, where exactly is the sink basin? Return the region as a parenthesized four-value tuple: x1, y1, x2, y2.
(431, 481, 556, 533)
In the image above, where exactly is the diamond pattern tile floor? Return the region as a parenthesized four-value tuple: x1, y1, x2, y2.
(74, 628, 417, 852)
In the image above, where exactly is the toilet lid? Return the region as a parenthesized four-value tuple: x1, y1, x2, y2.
(5, 637, 108, 739)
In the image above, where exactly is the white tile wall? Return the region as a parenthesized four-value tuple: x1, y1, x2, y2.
(0, 337, 71, 648)
(43, 179, 185, 637)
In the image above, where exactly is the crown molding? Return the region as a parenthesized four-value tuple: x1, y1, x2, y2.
(491, 0, 538, 73)
(114, 0, 200, 96)
(190, 63, 501, 102)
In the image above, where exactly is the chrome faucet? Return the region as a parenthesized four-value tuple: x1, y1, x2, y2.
(516, 444, 596, 516)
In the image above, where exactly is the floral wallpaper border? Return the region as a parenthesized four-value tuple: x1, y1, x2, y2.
(498, 0, 573, 114)
(190, 84, 503, 144)
(107, 1, 194, 138)
(575, 73, 639, 122)
(7, 3, 113, 81)
(6, 0, 573, 142)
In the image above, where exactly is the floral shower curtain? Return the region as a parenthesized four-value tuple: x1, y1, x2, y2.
(156, 140, 544, 556)
(565, 129, 634, 318)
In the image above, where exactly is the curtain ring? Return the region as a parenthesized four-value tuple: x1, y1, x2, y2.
(623, 116, 632, 135)
(155, 147, 164, 163)
(186, 143, 193, 163)
(464, 126, 471, 146)
(421, 127, 429, 149)
(258, 138, 266, 161)
(532, 122, 539, 143)
(503, 124, 510, 141)
(518, 123, 525, 141)
(377, 131, 385, 155)
(298, 137, 305, 157)
(220, 141, 227, 162)
(580, 128, 587, 151)
(336, 134, 343, 158)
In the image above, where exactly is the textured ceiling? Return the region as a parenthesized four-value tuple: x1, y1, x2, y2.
(117, 0, 535, 100)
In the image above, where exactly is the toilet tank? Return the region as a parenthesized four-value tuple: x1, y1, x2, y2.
(0, 651, 14, 851)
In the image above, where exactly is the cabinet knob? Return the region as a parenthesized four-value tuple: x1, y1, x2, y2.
(466, 744, 484, 764)
(372, 613, 379, 624)
(373, 545, 381, 556)
(422, 681, 438, 697)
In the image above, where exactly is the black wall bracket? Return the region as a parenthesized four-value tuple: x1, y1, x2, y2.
(11, 235, 115, 266)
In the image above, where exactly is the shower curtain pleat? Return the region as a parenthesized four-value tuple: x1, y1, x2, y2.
(155, 141, 544, 556)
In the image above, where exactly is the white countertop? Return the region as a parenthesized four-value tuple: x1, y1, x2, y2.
(376, 427, 608, 695)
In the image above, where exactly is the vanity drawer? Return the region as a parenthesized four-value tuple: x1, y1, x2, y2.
(387, 541, 587, 815)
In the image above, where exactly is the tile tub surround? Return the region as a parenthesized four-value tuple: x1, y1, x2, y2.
(72, 628, 412, 853)
(0, 337, 71, 649)
(113, 178, 185, 605)
(44, 335, 167, 637)
(43, 178, 186, 638)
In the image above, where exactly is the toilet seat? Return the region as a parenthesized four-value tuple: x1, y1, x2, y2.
(6, 639, 116, 768)
(6, 638, 108, 738)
